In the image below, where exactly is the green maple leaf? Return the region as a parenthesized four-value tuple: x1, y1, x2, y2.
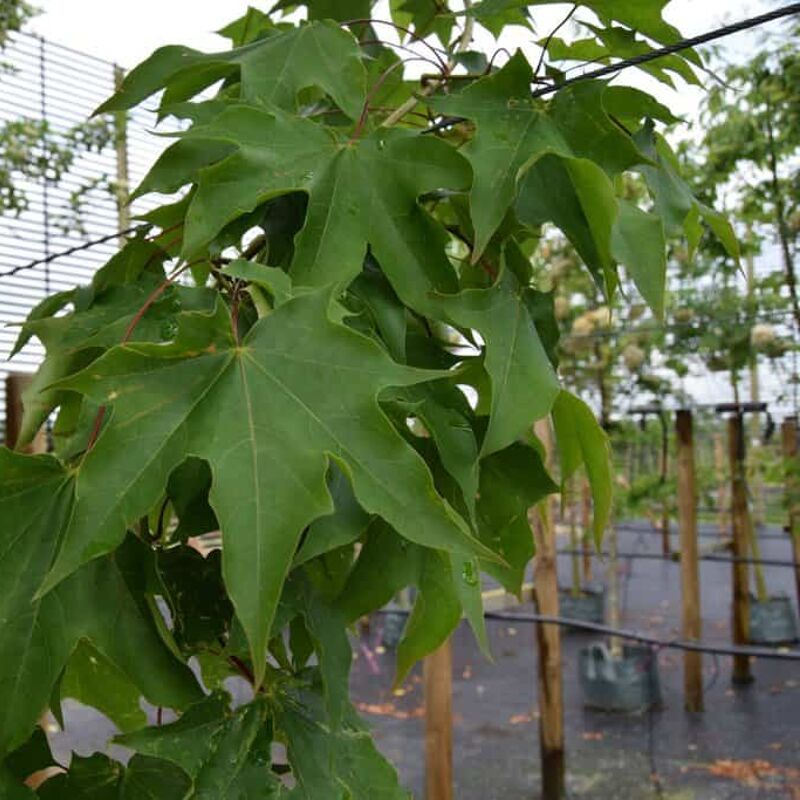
(634, 121, 739, 264)
(58, 642, 148, 733)
(468, 0, 684, 48)
(551, 391, 612, 544)
(40, 289, 495, 687)
(36, 753, 124, 799)
(429, 52, 644, 260)
(11, 239, 215, 448)
(476, 442, 557, 595)
(443, 270, 559, 455)
(0, 451, 201, 758)
(275, 689, 409, 799)
(391, 0, 454, 44)
(117, 695, 284, 797)
(97, 21, 366, 121)
(141, 110, 559, 453)
(271, 0, 372, 23)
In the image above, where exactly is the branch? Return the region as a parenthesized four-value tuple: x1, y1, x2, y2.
(382, 0, 474, 129)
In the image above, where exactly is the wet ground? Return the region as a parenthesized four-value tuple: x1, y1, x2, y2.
(350, 521, 800, 799)
(48, 521, 800, 798)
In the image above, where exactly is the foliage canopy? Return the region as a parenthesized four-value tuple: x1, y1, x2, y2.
(1, 1, 739, 795)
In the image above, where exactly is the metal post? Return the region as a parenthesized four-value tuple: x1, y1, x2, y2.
(676, 410, 703, 711)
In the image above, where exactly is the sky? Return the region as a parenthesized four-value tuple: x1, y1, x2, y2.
(27, 0, 771, 69)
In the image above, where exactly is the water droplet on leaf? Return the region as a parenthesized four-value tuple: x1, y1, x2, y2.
(462, 561, 478, 586)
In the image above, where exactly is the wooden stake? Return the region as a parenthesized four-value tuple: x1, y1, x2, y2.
(581, 478, 593, 583)
(676, 410, 703, 712)
(727, 414, 753, 684)
(659, 413, 671, 555)
(5, 374, 47, 452)
(568, 480, 581, 597)
(424, 640, 452, 800)
(606, 522, 622, 659)
(714, 433, 728, 538)
(781, 417, 800, 614)
(533, 418, 565, 800)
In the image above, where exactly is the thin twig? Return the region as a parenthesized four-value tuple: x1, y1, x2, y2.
(534, 3, 578, 77)
(382, 0, 474, 128)
(351, 56, 436, 141)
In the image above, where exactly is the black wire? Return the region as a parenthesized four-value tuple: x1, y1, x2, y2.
(372, 606, 800, 659)
(423, 3, 800, 135)
(481, 611, 800, 660)
(615, 524, 788, 542)
(529, 3, 800, 98)
(558, 548, 800, 569)
(0, 224, 148, 279)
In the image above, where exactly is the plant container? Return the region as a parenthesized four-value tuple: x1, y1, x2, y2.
(749, 593, 799, 645)
(379, 606, 407, 648)
(558, 585, 605, 626)
(579, 642, 662, 712)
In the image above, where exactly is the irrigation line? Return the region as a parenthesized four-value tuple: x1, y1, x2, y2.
(481, 612, 800, 661)
(614, 525, 790, 541)
(423, 3, 800, 134)
(557, 548, 799, 569)
(374, 607, 800, 660)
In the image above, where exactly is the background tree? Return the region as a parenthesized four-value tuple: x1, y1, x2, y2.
(0, 0, 116, 232)
(690, 25, 800, 336)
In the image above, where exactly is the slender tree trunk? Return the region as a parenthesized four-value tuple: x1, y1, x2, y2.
(765, 112, 800, 332)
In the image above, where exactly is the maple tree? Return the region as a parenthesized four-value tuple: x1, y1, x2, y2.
(1, 1, 739, 795)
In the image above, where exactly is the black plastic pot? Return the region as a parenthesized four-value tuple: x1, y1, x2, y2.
(380, 606, 407, 648)
(749, 593, 799, 645)
(579, 642, 662, 712)
(559, 585, 605, 626)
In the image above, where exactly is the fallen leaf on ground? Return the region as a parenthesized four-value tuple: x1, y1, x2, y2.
(696, 758, 800, 796)
(356, 701, 424, 721)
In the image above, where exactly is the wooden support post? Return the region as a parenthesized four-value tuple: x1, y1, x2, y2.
(660, 413, 671, 556)
(533, 418, 565, 800)
(424, 640, 452, 800)
(606, 523, 622, 659)
(676, 410, 703, 712)
(727, 414, 753, 684)
(714, 433, 728, 538)
(781, 417, 800, 614)
(568, 485, 581, 597)
(581, 478, 593, 584)
(5, 374, 46, 452)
